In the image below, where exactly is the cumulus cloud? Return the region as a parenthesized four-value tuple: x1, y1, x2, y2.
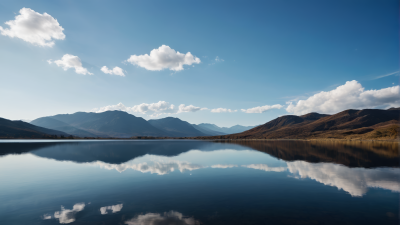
(243, 164, 287, 172)
(178, 104, 207, 113)
(49, 54, 93, 75)
(94, 160, 204, 175)
(241, 104, 283, 113)
(101, 66, 125, 76)
(43, 203, 85, 224)
(287, 161, 400, 196)
(100, 204, 123, 215)
(211, 108, 237, 113)
(211, 164, 238, 169)
(126, 45, 201, 71)
(286, 80, 400, 115)
(0, 8, 65, 47)
(90, 101, 206, 117)
(125, 211, 200, 225)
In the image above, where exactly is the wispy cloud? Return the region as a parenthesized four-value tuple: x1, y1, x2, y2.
(373, 71, 400, 80)
(241, 104, 283, 113)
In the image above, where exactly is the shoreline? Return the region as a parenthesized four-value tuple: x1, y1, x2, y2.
(0, 137, 398, 142)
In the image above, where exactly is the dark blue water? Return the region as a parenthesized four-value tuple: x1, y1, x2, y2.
(0, 140, 398, 225)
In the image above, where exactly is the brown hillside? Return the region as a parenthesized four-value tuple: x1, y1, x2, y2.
(196, 108, 400, 140)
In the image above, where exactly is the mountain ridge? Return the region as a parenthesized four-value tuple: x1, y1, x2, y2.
(0, 117, 69, 138)
(195, 108, 399, 140)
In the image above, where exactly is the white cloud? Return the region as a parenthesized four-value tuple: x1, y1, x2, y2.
(94, 160, 204, 175)
(243, 164, 287, 172)
(130, 101, 177, 115)
(100, 204, 123, 215)
(126, 45, 201, 71)
(0, 8, 65, 47)
(211, 164, 238, 169)
(49, 54, 93, 75)
(241, 104, 283, 113)
(286, 80, 400, 115)
(211, 108, 237, 113)
(125, 211, 200, 225)
(90, 101, 206, 117)
(287, 161, 400, 197)
(178, 104, 207, 113)
(101, 66, 125, 76)
(43, 203, 85, 224)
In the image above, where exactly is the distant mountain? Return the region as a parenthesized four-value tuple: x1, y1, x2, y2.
(0, 117, 68, 138)
(191, 124, 227, 136)
(196, 123, 256, 134)
(33, 111, 168, 138)
(148, 117, 207, 137)
(198, 108, 399, 139)
(31, 117, 97, 137)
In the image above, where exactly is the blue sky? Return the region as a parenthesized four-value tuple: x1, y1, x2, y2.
(0, 0, 398, 127)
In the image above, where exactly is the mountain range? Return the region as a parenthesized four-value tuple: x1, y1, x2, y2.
(197, 108, 399, 140)
(22, 111, 256, 138)
(1, 108, 397, 139)
(0, 117, 68, 138)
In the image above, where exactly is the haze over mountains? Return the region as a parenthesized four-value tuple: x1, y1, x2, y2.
(24, 111, 255, 138)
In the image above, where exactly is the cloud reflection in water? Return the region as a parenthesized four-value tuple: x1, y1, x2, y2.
(95, 160, 204, 175)
(90, 154, 400, 197)
(287, 161, 400, 196)
(242, 164, 287, 172)
(100, 203, 123, 214)
(125, 211, 200, 225)
(43, 203, 85, 224)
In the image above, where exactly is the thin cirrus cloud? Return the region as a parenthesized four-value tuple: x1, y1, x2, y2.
(101, 66, 125, 76)
(373, 70, 399, 80)
(211, 108, 237, 113)
(241, 104, 283, 113)
(126, 45, 201, 71)
(0, 8, 65, 47)
(286, 80, 400, 115)
(90, 101, 207, 117)
(48, 54, 93, 75)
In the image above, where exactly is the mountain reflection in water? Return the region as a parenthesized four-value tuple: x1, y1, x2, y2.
(0, 140, 398, 225)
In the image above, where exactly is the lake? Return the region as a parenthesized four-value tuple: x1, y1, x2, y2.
(0, 140, 398, 225)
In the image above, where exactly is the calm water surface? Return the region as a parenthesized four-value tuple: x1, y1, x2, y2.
(0, 140, 399, 225)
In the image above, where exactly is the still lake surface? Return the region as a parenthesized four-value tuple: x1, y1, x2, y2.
(0, 140, 399, 225)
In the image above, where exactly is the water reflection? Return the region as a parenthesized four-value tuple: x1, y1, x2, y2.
(287, 161, 400, 196)
(0, 140, 399, 225)
(43, 203, 85, 224)
(230, 140, 399, 168)
(125, 211, 200, 225)
(100, 204, 123, 214)
(94, 160, 204, 174)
